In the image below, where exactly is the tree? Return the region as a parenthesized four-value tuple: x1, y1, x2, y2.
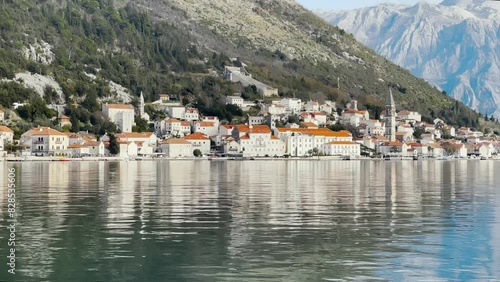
(70, 114, 80, 132)
(108, 134, 120, 155)
(193, 149, 202, 157)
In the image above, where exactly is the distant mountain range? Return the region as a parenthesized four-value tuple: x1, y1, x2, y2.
(316, 0, 500, 118)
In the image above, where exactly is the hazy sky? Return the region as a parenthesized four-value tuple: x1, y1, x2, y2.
(297, 0, 442, 10)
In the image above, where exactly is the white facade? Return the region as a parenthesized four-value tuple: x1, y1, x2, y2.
(194, 121, 218, 137)
(279, 98, 302, 114)
(226, 96, 244, 108)
(168, 106, 186, 120)
(161, 139, 193, 158)
(304, 101, 320, 112)
(274, 128, 353, 157)
(102, 104, 135, 133)
(156, 118, 191, 137)
(262, 104, 286, 115)
(323, 141, 360, 157)
(398, 110, 421, 123)
(0, 110, 4, 121)
(234, 125, 285, 157)
(117, 132, 157, 146)
(184, 132, 211, 154)
(26, 127, 70, 156)
(117, 141, 138, 158)
(0, 126, 14, 144)
(184, 108, 199, 121)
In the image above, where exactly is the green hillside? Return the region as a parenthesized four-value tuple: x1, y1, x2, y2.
(0, 0, 495, 135)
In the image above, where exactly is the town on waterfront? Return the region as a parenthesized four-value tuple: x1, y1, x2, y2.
(1, 66, 498, 161)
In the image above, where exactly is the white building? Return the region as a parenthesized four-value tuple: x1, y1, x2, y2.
(116, 141, 138, 158)
(226, 95, 244, 108)
(22, 127, 69, 156)
(160, 138, 193, 158)
(323, 141, 360, 157)
(183, 132, 211, 155)
(304, 101, 320, 112)
(167, 106, 186, 120)
(320, 101, 336, 115)
(155, 118, 191, 137)
(262, 104, 286, 115)
(274, 128, 353, 157)
(0, 109, 4, 121)
(365, 120, 385, 136)
(341, 108, 369, 127)
(279, 98, 302, 114)
(194, 121, 218, 137)
(233, 125, 285, 157)
(85, 141, 105, 157)
(102, 103, 135, 133)
(184, 108, 199, 121)
(397, 110, 421, 123)
(0, 125, 14, 144)
(117, 132, 157, 146)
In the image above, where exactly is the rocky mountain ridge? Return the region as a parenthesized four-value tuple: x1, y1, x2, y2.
(316, 0, 500, 118)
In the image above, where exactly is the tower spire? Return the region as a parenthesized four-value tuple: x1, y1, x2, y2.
(384, 88, 396, 142)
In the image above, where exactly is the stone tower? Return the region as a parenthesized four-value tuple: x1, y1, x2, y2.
(139, 91, 145, 117)
(384, 89, 396, 142)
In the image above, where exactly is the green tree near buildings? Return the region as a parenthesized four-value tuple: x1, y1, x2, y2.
(193, 149, 202, 157)
(108, 134, 120, 155)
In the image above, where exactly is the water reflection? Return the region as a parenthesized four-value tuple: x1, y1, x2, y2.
(0, 160, 499, 281)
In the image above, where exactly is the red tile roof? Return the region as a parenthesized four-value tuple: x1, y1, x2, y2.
(184, 132, 210, 140)
(105, 104, 134, 110)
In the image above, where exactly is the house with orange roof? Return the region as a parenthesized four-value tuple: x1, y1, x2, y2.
(117, 132, 157, 156)
(183, 132, 211, 154)
(155, 118, 191, 137)
(68, 143, 90, 157)
(160, 138, 193, 158)
(440, 141, 467, 158)
(84, 141, 105, 157)
(184, 108, 199, 121)
(340, 108, 369, 127)
(323, 141, 360, 157)
(59, 115, 72, 128)
(407, 142, 429, 156)
(299, 122, 318, 129)
(428, 143, 444, 158)
(233, 125, 285, 157)
(274, 128, 352, 156)
(0, 125, 14, 144)
(102, 103, 135, 133)
(21, 127, 69, 156)
(397, 110, 421, 123)
(194, 121, 218, 137)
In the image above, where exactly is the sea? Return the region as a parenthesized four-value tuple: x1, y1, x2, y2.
(1, 159, 499, 281)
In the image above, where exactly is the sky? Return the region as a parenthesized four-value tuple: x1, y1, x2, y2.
(297, 0, 442, 11)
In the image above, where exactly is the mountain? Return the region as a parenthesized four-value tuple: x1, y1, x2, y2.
(0, 0, 492, 135)
(315, 0, 500, 118)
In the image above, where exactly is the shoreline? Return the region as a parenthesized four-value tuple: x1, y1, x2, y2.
(2, 156, 499, 162)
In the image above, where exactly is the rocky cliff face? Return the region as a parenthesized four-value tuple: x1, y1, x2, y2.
(316, 0, 500, 118)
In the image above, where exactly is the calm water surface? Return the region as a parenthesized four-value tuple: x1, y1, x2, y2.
(1, 160, 500, 281)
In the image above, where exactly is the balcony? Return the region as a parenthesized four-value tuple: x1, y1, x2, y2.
(33, 140, 46, 144)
